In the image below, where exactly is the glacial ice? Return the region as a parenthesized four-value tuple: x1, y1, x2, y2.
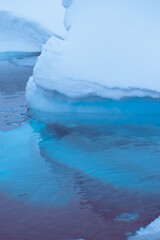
(128, 216, 160, 240)
(0, 11, 49, 53)
(0, 0, 65, 36)
(26, 0, 160, 112)
(1, 1, 160, 238)
(0, 0, 65, 54)
(0, 123, 73, 206)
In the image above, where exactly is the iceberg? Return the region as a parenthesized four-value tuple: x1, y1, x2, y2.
(0, 0, 65, 57)
(0, 0, 65, 36)
(0, 11, 50, 54)
(2, 1, 160, 238)
(128, 216, 160, 240)
(26, 0, 160, 113)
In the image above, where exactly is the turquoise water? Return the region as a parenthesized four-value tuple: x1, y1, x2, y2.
(1, 59, 160, 240)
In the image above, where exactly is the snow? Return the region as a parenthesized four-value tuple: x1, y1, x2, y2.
(1, 1, 160, 237)
(0, 0, 65, 36)
(1, 1, 160, 238)
(128, 216, 160, 240)
(0, 11, 50, 52)
(62, 0, 73, 9)
(26, 0, 160, 109)
(0, 0, 65, 53)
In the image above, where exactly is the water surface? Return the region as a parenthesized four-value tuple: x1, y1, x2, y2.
(0, 58, 160, 240)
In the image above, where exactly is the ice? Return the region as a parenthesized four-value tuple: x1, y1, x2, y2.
(0, 0, 65, 36)
(10, 56, 38, 67)
(0, 124, 74, 206)
(128, 216, 160, 240)
(0, 11, 50, 53)
(26, 0, 160, 111)
(0, 0, 65, 53)
(62, 0, 73, 9)
(26, 77, 160, 114)
(114, 213, 139, 223)
(0, 51, 40, 62)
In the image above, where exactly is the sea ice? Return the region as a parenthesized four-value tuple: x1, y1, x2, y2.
(115, 213, 139, 223)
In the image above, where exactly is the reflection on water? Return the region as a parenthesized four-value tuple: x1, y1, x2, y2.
(1, 59, 160, 240)
(0, 61, 33, 131)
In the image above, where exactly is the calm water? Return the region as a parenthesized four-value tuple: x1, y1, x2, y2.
(0, 58, 160, 240)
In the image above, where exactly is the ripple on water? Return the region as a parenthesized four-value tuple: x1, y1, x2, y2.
(1, 59, 160, 240)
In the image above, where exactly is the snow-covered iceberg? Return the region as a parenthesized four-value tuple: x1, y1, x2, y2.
(0, 0, 65, 59)
(0, 11, 49, 53)
(26, 0, 160, 113)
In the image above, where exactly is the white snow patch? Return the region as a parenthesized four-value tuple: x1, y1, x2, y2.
(128, 216, 160, 240)
(0, 0, 66, 53)
(0, 11, 50, 52)
(0, 0, 65, 36)
(27, 0, 160, 111)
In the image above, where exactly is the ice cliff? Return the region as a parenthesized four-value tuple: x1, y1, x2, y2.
(26, 0, 160, 113)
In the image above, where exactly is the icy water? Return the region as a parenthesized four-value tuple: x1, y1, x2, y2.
(1, 58, 160, 240)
